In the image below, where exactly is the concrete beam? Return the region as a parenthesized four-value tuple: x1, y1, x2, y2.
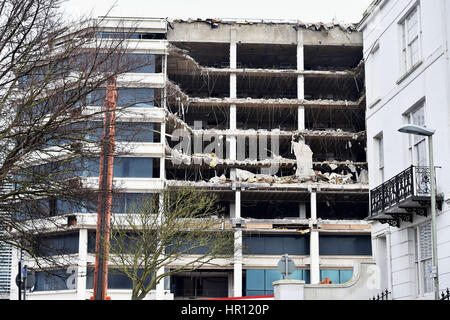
(167, 21, 362, 46)
(310, 192, 320, 284)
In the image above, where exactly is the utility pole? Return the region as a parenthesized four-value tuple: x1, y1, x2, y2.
(93, 77, 117, 300)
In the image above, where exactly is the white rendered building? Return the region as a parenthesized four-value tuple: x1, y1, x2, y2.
(359, 0, 450, 299)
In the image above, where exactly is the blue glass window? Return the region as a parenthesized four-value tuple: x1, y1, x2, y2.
(86, 121, 154, 143)
(112, 193, 153, 213)
(320, 269, 353, 284)
(113, 157, 153, 178)
(56, 199, 94, 214)
(34, 269, 72, 291)
(76, 157, 154, 178)
(246, 269, 265, 296)
(86, 268, 154, 290)
(126, 54, 155, 73)
(117, 88, 154, 108)
(84, 88, 154, 108)
(37, 233, 79, 256)
(245, 269, 310, 296)
(116, 122, 154, 142)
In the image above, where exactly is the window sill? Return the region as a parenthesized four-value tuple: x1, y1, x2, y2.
(368, 97, 382, 109)
(396, 60, 423, 85)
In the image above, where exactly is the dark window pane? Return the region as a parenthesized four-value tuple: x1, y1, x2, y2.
(243, 234, 309, 255)
(34, 269, 71, 291)
(38, 233, 79, 256)
(319, 235, 372, 255)
(117, 88, 154, 108)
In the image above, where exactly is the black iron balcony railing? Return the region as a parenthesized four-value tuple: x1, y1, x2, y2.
(370, 166, 433, 216)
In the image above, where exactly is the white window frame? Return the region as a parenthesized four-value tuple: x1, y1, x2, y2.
(374, 133, 384, 184)
(367, 40, 382, 108)
(399, 4, 422, 75)
(414, 221, 434, 297)
(405, 103, 427, 167)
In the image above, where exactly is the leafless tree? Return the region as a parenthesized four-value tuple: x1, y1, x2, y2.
(0, 0, 155, 268)
(108, 187, 235, 300)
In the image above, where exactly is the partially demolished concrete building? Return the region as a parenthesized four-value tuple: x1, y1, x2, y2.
(162, 18, 372, 298)
(18, 17, 373, 300)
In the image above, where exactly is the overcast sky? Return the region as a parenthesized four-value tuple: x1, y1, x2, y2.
(61, 0, 373, 24)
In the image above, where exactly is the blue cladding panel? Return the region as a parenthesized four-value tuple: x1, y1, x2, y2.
(319, 235, 372, 255)
(243, 234, 309, 255)
(264, 236, 283, 255)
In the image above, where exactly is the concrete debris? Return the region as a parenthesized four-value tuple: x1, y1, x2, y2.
(193, 128, 365, 139)
(188, 96, 364, 108)
(208, 153, 218, 168)
(357, 169, 369, 184)
(166, 79, 366, 109)
(166, 110, 194, 133)
(328, 163, 338, 171)
(166, 141, 366, 186)
(236, 168, 256, 181)
(169, 146, 192, 165)
(208, 171, 359, 185)
(291, 140, 315, 178)
(169, 18, 357, 33)
(209, 174, 228, 184)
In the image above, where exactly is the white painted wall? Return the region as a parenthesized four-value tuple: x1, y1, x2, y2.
(360, 0, 450, 299)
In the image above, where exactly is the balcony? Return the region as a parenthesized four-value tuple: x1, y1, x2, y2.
(369, 166, 443, 227)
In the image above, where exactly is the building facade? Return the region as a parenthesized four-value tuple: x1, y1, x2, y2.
(0, 182, 13, 300)
(10, 17, 372, 300)
(359, 0, 450, 299)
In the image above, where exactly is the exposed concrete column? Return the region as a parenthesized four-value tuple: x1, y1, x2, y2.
(9, 247, 19, 300)
(310, 191, 317, 220)
(155, 194, 166, 299)
(77, 228, 88, 300)
(297, 30, 305, 131)
(309, 191, 320, 284)
(234, 230, 243, 297)
(310, 230, 320, 284)
(233, 189, 242, 297)
(160, 52, 167, 181)
(229, 27, 237, 179)
(160, 121, 166, 180)
(234, 189, 241, 219)
(155, 267, 165, 299)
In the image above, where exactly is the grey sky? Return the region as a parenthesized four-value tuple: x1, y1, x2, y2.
(61, 0, 373, 24)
